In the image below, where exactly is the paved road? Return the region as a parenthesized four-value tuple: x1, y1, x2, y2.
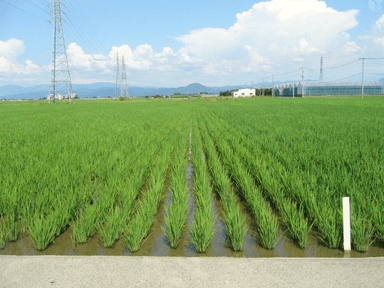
(1, 256, 384, 287)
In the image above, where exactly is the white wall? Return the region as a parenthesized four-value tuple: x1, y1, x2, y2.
(232, 88, 256, 98)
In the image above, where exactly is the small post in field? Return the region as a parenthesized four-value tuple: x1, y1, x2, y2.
(343, 197, 351, 252)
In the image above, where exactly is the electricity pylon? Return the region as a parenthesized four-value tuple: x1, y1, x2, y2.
(115, 54, 129, 99)
(319, 56, 323, 82)
(49, 0, 72, 104)
(121, 56, 129, 98)
(114, 52, 121, 99)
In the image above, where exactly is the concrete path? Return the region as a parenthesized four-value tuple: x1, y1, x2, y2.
(1, 256, 384, 287)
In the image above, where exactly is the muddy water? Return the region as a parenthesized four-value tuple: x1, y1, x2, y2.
(1, 150, 384, 257)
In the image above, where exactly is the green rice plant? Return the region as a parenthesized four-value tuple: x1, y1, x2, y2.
(99, 205, 126, 248)
(125, 145, 172, 252)
(372, 205, 384, 241)
(199, 122, 247, 251)
(315, 205, 342, 249)
(223, 201, 247, 251)
(28, 213, 56, 251)
(281, 199, 309, 249)
(164, 138, 189, 249)
(351, 213, 373, 252)
(202, 116, 279, 249)
(258, 210, 279, 249)
(189, 199, 216, 252)
(72, 203, 99, 244)
(5, 209, 20, 242)
(0, 219, 8, 249)
(189, 125, 216, 252)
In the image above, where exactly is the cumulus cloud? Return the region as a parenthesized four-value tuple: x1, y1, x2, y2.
(67, 43, 109, 72)
(361, 14, 384, 51)
(177, 0, 360, 75)
(0, 39, 41, 75)
(3, 0, 363, 86)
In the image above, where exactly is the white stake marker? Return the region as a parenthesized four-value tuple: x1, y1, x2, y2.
(343, 197, 351, 252)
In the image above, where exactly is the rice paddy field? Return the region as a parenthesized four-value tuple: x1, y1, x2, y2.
(0, 96, 383, 257)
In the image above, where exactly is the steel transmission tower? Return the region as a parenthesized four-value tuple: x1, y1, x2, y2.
(121, 56, 129, 98)
(319, 56, 323, 82)
(49, 0, 72, 104)
(114, 52, 121, 99)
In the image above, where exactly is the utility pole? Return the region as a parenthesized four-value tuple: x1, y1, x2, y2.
(358, 58, 384, 97)
(320, 56, 323, 82)
(49, 0, 72, 104)
(272, 75, 274, 97)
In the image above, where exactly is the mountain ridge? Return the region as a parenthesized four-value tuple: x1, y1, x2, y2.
(2, 79, 383, 99)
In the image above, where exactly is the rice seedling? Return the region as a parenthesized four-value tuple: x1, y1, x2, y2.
(372, 205, 384, 241)
(189, 126, 216, 252)
(0, 219, 8, 249)
(99, 205, 126, 248)
(125, 145, 172, 252)
(28, 213, 56, 251)
(351, 212, 373, 252)
(202, 117, 279, 249)
(199, 121, 247, 251)
(5, 209, 20, 242)
(315, 205, 342, 249)
(72, 203, 99, 244)
(163, 135, 190, 248)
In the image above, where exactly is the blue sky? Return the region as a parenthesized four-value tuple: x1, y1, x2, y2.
(1, 0, 384, 87)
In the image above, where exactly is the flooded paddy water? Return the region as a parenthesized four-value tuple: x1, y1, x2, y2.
(1, 156, 384, 258)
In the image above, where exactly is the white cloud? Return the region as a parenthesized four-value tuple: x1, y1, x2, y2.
(176, 0, 360, 77)
(67, 43, 109, 72)
(361, 14, 384, 50)
(0, 39, 41, 75)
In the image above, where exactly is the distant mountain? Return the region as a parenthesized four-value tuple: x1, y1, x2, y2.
(0, 82, 226, 99)
(0, 81, 318, 100)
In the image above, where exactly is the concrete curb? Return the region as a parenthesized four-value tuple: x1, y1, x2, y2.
(1, 256, 384, 287)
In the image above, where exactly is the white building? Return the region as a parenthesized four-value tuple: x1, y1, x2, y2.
(232, 88, 256, 98)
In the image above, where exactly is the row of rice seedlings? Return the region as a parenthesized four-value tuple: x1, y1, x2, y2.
(125, 144, 173, 252)
(228, 117, 347, 249)
(213, 111, 339, 249)
(72, 183, 117, 244)
(0, 100, 194, 251)
(189, 124, 216, 252)
(213, 99, 383, 251)
(220, 129, 310, 248)
(29, 192, 80, 250)
(198, 119, 247, 251)
(202, 116, 279, 249)
(98, 148, 157, 248)
(73, 131, 163, 247)
(163, 133, 190, 248)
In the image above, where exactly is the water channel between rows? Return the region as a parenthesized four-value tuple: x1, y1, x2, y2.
(1, 131, 384, 258)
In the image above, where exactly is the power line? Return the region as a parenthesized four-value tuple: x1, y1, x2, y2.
(0, 0, 49, 21)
